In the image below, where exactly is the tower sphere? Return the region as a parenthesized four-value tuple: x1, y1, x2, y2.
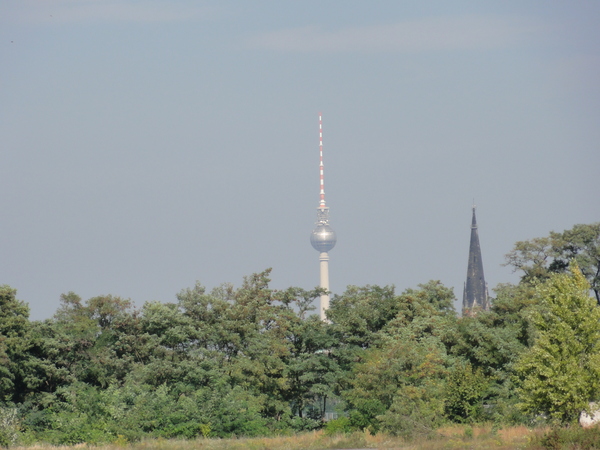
(310, 224, 337, 252)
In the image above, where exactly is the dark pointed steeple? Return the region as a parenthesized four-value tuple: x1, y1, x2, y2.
(463, 205, 490, 315)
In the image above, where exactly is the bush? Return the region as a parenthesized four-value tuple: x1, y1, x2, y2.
(377, 384, 445, 440)
(532, 426, 600, 450)
(324, 417, 353, 436)
(0, 407, 21, 447)
(444, 363, 489, 423)
(287, 416, 321, 432)
(0, 430, 9, 449)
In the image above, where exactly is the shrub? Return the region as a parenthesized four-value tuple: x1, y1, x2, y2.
(532, 426, 600, 450)
(287, 416, 321, 432)
(0, 430, 9, 449)
(0, 407, 21, 447)
(377, 384, 445, 440)
(444, 363, 489, 423)
(324, 417, 353, 436)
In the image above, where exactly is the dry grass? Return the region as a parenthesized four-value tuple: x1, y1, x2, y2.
(10, 425, 540, 450)
(419, 424, 537, 449)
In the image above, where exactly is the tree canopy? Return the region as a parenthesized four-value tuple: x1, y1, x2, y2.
(515, 265, 600, 424)
(504, 222, 600, 302)
(1, 223, 599, 445)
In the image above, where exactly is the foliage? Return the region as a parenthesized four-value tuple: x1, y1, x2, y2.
(444, 362, 490, 423)
(377, 382, 445, 439)
(0, 285, 31, 403)
(22, 380, 272, 443)
(7, 270, 344, 443)
(446, 278, 554, 426)
(515, 265, 600, 424)
(0, 425, 542, 449)
(339, 282, 454, 436)
(531, 426, 600, 450)
(323, 416, 353, 436)
(504, 222, 600, 302)
(328, 284, 404, 349)
(0, 407, 19, 447)
(3, 224, 598, 444)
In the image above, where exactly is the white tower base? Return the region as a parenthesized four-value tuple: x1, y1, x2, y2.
(319, 251, 330, 322)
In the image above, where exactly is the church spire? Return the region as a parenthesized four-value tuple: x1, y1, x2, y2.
(463, 205, 490, 315)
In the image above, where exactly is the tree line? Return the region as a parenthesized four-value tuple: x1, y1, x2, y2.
(0, 223, 599, 446)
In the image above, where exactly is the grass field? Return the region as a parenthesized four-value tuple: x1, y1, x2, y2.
(10, 424, 551, 450)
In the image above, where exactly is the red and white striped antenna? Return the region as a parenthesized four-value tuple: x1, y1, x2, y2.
(311, 112, 336, 322)
(319, 112, 326, 209)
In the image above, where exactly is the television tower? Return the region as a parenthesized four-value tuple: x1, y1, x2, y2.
(310, 113, 337, 321)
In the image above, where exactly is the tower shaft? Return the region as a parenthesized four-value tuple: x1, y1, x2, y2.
(319, 252, 330, 320)
(463, 206, 490, 315)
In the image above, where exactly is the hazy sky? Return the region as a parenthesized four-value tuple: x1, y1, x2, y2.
(1, 1, 599, 320)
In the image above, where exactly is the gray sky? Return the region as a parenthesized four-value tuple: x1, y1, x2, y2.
(1, 1, 599, 320)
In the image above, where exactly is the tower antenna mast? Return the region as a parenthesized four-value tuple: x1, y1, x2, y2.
(319, 113, 326, 209)
(310, 113, 337, 321)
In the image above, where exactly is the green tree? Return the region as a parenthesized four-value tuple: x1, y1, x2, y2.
(504, 223, 600, 302)
(514, 265, 600, 424)
(283, 314, 340, 421)
(328, 285, 401, 349)
(447, 282, 537, 424)
(344, 331, 448, 436)
(46, 292, 138, 388)
(444, 362, 489, 423)
(174, 271, 332, 425)
(328, 281, 456, 385)
(336, 281, 456, 435)
(0, 285, 31, 402)
(224, 274, 328, 423)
